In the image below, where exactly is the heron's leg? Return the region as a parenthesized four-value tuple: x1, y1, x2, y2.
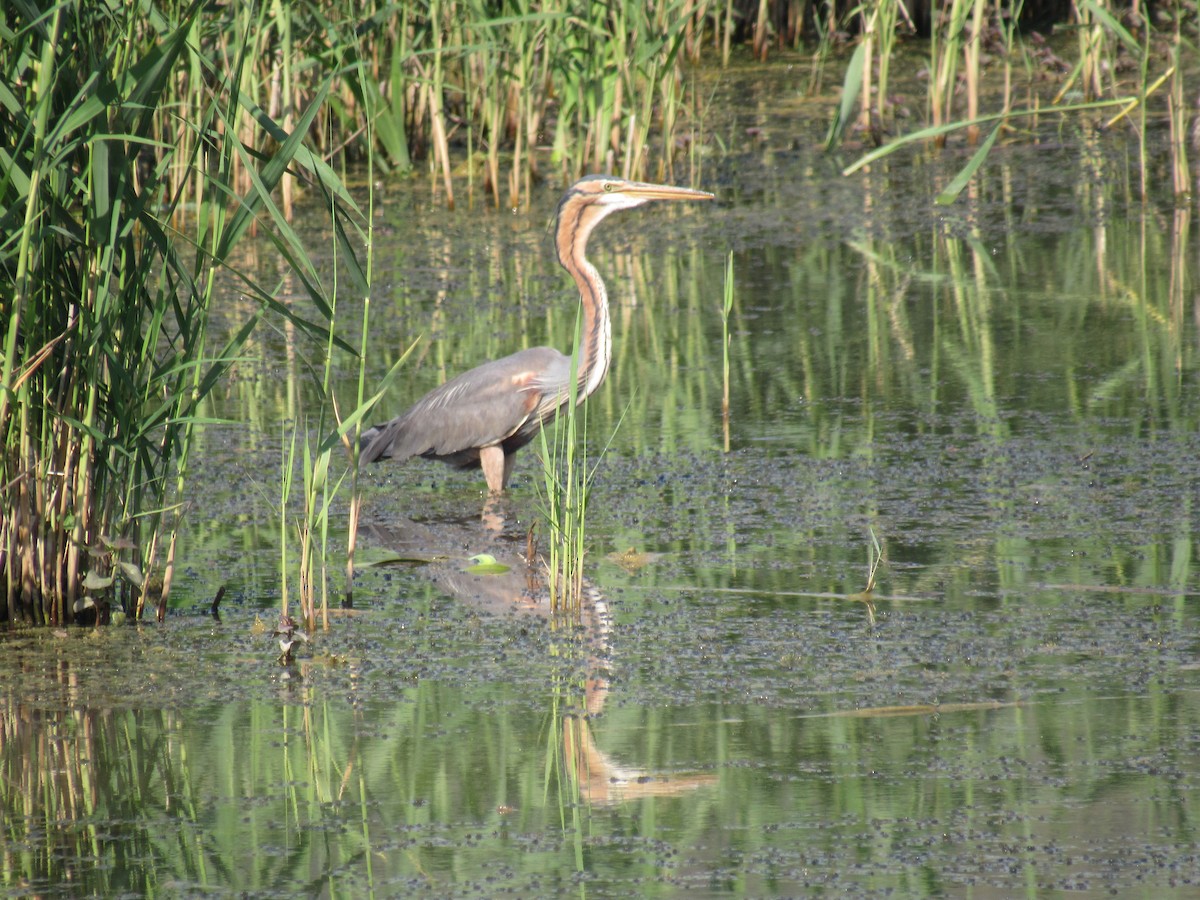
(502, 451, 518, 489)
(480, 445, 507, 494)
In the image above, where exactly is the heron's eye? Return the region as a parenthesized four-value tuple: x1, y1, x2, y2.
(602, 182, 615, 192)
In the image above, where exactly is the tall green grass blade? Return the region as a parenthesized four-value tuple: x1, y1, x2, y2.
(212, 80, 333, 263)
(842, 97, 1133, 176)
(1, 0, 371, 622)
(935, 121, 1003, 205)
(825, 39, 868, 151)
(316, 342, 419, 457)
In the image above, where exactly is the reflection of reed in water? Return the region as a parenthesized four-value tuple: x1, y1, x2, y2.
(0, 684, 193, 892)
(364, 502, 714, 806)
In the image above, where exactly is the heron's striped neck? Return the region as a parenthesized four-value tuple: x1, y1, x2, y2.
(573, 257, 611, 400)
(556, 198, 614, 403)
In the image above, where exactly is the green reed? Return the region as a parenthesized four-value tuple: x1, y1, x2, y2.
(285, 101, 416, 630)
(536, 313, 600, 615)
(822, 0, 908, 148)
(819, 0, 1191, 165)
(281, 164, 411, 630)
(277, 424, 297, 623)
(344, 44, 382, 611)
(21, 2, 1194, 218)
(928, 0, 971, 145)
(536, 387, 588, 615)
(0, 1, 365, 623)
(2, 2, 212, 623)
(1166, 15, 1190, 198)
(864, 527, 884, 594)
(961, 0, 988, 144)
(721, 251, 736, 452)
(870, 0, 903, 138)
(0, 1, 704, 230)
(825, 36, 868, 150)
(996, 0, 1029, 115)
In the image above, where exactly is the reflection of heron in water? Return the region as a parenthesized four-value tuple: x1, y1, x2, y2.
(362, 503, 610, 646)
(360, 176, 713, 493)
(364, 504, 715, 805)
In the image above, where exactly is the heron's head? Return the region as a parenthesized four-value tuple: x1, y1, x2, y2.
(555, 175, 713, 264)
(564, 174, 714, 212)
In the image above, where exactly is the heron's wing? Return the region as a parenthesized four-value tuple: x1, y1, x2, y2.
(361, 347, 570, 463)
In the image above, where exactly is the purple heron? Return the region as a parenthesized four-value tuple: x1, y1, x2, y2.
(360, 175, 714, 492)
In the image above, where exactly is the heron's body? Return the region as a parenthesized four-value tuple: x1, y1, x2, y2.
(361, 346, 570, 488)
(361, 175, 713, 492)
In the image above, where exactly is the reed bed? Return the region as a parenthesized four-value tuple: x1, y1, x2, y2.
(828, 0, 1194, 193)
(21, 2, 1168, 221)
(8, 2, 1188, 216)
(1, 2, 363, 623)
(3, 0, 715, 221)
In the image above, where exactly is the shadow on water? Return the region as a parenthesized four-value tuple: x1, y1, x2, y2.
(5, 57, 1200, 898)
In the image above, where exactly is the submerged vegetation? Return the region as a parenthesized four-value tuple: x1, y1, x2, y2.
(2, 0, 1195, 624)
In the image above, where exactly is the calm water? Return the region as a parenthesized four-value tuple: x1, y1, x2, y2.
(3, 57, 1200, 898)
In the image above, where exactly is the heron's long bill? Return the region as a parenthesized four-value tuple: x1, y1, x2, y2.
(615, 181, 715, 202)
